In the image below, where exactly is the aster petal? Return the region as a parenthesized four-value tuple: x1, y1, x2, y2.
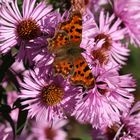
(5, 0, 21, 21)
(23, 77, 42, 90)
(99, 11, 105, 31)
(0, 7, 18, 24)
(0, 31, 15, 37)
(0, 37, 17, 53)
(110, 30, 125, 40)
(129, 101, 140, 115)
(113, 44, 130, 55)
(14, 0, 22, 18)
(30, 2, 52, 21)
(22, 0, 36, 18)
(108, 18, 122, 34)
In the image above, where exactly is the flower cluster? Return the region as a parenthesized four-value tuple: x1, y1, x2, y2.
(0, 0, 140, 139)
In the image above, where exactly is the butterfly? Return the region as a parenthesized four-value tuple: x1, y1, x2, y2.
(48, 11, 95, 89)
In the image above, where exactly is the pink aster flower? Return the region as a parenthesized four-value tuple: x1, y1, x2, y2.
(99, 101, 140, 140)
(73, 67, 135, 128)
(28, 119, 68, 140)
(114, 0, 140, 47)
(120, 101, 140, 139)
(104, 102, 140, 139)
(0, 0, 12, 5)
(85, 11, 129, 68)
(0, 0, 52, 54)
(19, 69, 82, 122)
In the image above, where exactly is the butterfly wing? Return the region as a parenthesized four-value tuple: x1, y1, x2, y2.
(48, 11, 82, 54)
(53, 58, 73, 77)
(48, 11, 84, 80)
(58, 11, 82, 46)
(70, 56, 95, 89)
(48, 31, 70, 54)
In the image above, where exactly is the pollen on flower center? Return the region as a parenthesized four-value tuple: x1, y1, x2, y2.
(41, 84, 64, 106)
(95, 33, 111, 51)
(92, 49, 109, 65)
(16, 19, 41, 40)
(92, 33, 111, 64)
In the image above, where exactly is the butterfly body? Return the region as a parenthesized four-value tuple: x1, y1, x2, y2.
(48, 11, 95, 89)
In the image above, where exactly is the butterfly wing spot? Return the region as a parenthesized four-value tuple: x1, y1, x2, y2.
(70, 57, 95, 89)
(54, 59, 73, 77)
(58, 11, 82, 44)
(83, 65, 90, 72)
(75, 28, 82, 33)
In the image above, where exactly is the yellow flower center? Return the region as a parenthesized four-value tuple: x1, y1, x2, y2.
(16, 19, 41, 40)
(41, 84, 64, 106)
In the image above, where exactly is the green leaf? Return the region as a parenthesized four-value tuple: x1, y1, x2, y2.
(16, 109, 28, 135)
(13, 98, 28, 136)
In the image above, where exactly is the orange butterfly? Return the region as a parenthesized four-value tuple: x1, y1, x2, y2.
(48, 11, 95, 89)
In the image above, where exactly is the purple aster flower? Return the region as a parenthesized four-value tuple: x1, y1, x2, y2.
(121, 101, 140, 139)
(104, 102, 140, 139)
(19, 69, 82, 122)
(84, 11, 129, 68)
(73, 66, 135, 128)
(16, 10, 60, 64)
(114, 0, 140, 47)
(28, 119, 68, 140)
(0, 0, 52, 54)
